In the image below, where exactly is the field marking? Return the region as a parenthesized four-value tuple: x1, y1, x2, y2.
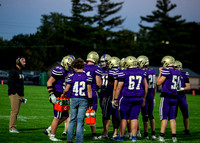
(0, 115, 53, 122)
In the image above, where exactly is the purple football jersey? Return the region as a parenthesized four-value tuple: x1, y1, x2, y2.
(118, 68, 146, 97)
(145, 68, 156, 96)
(106, 68, 119, 96)
(66, 72, 92, 98)
(178, 71, 190, 95)
(83, 64, 102, 91)
(161, 68, 181, 95)
(101, 67, 109, 89)
(51, 66, 69, 93)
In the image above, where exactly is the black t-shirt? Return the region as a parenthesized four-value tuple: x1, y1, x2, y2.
(8, 67, 24, 96)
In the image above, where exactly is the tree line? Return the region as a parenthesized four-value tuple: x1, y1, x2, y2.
(0, 0, 200, 73)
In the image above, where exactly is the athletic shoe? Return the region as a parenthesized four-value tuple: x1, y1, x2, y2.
(143, 136, 149, 139)
(112, 133, 118, 138)
(136, 131, 141, 137)
(157, 136, 165, 142)
(62, 130, 67, 136)
(9, 129, 19, 133)
(184, 130, 191, 135)
(125, 132, 132, 140)
(131, 136, 137, 142)
(172, 137, 177, 142)
(49, 134, 61, 141)
(44, 128, 51, 136)
(98, 134, 109, 139)
(112, 135, 125, 141)
(151, 135, 157, 140)
(92, 136, 98, 140)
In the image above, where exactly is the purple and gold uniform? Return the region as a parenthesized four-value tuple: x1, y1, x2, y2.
(51, 66, 71, 119)
(177, 72, 190, 118)
(118, 68, 146, 120)
(108, 68, 120, 129)
(99, 67, 111, 118)
(159, 68, 181, 120)
(142, 68, 156, 117)
(83, 64, 102, 111)
(66, 72, 92, 98)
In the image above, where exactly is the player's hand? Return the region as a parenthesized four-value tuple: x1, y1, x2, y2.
(153, 98, 156, 106)
(49, 94, 56, 104)
(61, 94, 66, 98)
(177, 87, 184, 92)
(159, 67, 163, 72)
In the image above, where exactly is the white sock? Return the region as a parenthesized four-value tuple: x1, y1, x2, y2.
(48, 126, 51, 130)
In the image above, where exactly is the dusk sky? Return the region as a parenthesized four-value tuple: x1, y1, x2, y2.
(0, 0, 200, 40)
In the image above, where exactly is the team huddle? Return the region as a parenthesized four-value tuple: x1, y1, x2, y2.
(43, 52, 190, 142)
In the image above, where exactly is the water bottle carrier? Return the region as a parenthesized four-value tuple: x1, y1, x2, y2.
(85, 109, 96, 124)
(54, 96, 70, 111)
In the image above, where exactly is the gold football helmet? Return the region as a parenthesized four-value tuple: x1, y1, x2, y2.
(61, 55, 75, 71)
(108, 57, 120, 69)
(124, 56, 137, 69)
(120, 58, 126, 70)
(86, 51, 99, 64)
(137, 55, 149, 69)
(174, 60, 182, 71)
(161, 55, 175, 68)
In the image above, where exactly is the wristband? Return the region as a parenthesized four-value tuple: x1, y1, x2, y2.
(47, 86, 53, 89)
(48, 90, 54, 94)
(114, 98, 118, 100)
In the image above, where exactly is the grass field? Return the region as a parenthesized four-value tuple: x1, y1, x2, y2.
(0, 84, 200, 143)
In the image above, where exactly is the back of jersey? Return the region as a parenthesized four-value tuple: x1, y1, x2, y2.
(146, 68, 156, 95)
(83, 64, 102, 91)
(119, 68, 146, 97)
(161, 68, 181, 95)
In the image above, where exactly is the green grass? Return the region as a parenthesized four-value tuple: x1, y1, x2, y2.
(0, 84, 200, 142)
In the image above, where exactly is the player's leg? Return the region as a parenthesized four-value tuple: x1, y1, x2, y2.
(90, 91, 98, 139)
(179, 95, 190, 134)
(141, 103, 149, 139)
(158, 97, 169, 142)
(62, 116, 70, 135)
(169, 98, 178, 142)
(148, 98, 156, 139)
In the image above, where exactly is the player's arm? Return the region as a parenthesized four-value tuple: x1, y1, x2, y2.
(96, 75, 102, 88)
(153, 82, 157, 99)
(87, 84, 93, 109)
(112, 79, 118, 101)
(47, 76, 57, 104)
(157, 67, 166, 85)
(142, 78, 148, 107)
(47, 76, 56, 94)
(62, 84, 71, 97)
(184, 83, 190, 90)
(114, 81, 124, 106)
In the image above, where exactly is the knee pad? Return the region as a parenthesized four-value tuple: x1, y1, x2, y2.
(142, 116, 148, 122)
(149, 115, 154, 120)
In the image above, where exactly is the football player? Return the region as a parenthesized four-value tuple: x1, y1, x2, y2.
(114, 56, 148, 142)
(157, 56, 181, 142)
(98, 54, 111, 139)
(62, 58, 93, 143)
(137, 55, 156, 140)
(83, 51, 102, 139)
(174, 60, 191, 135)
(108, 56, 121, 138)
(43, 55, 75, 141)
